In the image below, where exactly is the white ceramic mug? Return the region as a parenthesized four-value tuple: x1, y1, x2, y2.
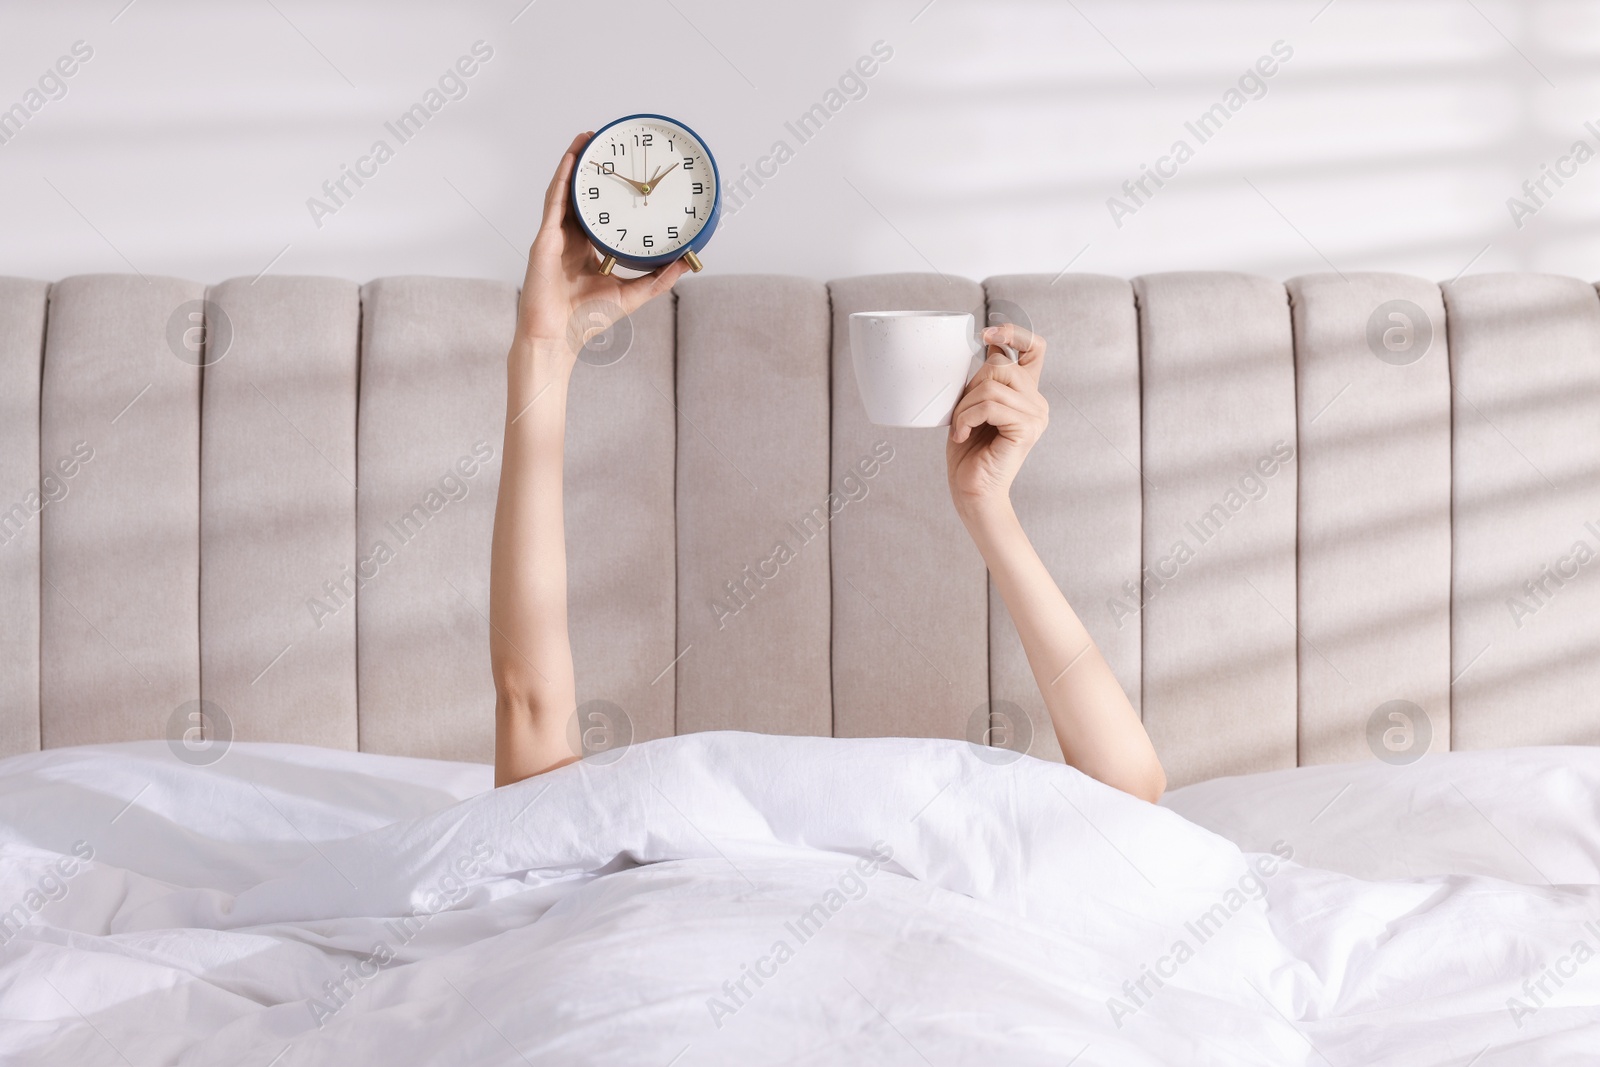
(849, 311, 1018, 428)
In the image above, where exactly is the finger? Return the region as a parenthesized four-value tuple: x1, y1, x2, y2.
(982, 323, 1045, 382)
(617, 257, 692, 315)
(984, 322, 1043, 360)
(953, 376, 1014, 410)
(965, 357, 1042, 398)
(562, 192, 591, 242)
(556, 202, 595, 270)
(952, 379, 1046, 436)
(950, 396, 1036, 444)
(538, 131, 592, 236)
(949, 380, 1043, 442)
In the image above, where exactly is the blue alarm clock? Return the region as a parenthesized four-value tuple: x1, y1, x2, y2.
(570, 114, 721, 276)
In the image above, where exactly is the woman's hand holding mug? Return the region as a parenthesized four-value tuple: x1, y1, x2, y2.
(945, 322, 1048, 519)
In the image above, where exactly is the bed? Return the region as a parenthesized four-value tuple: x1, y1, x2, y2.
(3, 735, 1598, 1064)
(2, 269, 1599, 1062)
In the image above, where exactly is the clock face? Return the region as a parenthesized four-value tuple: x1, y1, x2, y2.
(572, 117, 718, 263)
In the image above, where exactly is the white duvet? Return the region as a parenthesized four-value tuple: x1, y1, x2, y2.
(1, 733, 1597, 1065)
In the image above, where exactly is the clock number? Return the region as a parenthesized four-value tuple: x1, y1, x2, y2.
(634, 133, 654, 147)
(685, 206, 697, 219)
(683, 157, 695, 170)
(667, 225, 679, 240)
(588, 187, 600, 199)
(610, 143, 624, 156)
(617, 228, 626, 239)
(642, 234, 654, 249)
(597, 212, 610, 223)
(600, 161, 615, 175)
(692, 182, 704, 194)
(668, 139, 676, 152)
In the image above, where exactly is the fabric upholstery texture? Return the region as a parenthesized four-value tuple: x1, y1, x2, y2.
(354, 277, 516, 761)
(3, 269, 1598, 786)
(0, 278, 48, 755)
(201, 276, 360, 749)
(675, 275, 832, 737)
(564, 291, 678, 751)
(828, 274, 990, 742)
(1445, 273, 1600, 751)
(1135, 272, 1299, 786)
(39, 275, 205, 748)
(1288, 273, 1451, 765)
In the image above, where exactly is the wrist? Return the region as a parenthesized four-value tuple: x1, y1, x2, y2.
(507, 337, 574, 420)
(512, 289, 572, 353)
(509, 335, 576, 381)
(514, 321, 569, 353)
(955, 493, 1019, 538)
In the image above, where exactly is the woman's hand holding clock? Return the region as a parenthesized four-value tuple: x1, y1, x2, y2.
(492, 132, 692, 786)
(516, 131, 690, 361)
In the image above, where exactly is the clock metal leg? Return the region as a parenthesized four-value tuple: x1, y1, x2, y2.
(682, 250, 703, 273)
(598, 254, 617, 276)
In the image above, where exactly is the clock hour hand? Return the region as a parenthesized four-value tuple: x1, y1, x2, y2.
(644, 162, 681, 190)
(593, 160, 649, 195)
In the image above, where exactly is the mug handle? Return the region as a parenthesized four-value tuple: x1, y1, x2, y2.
(986, 338, 1021, 364)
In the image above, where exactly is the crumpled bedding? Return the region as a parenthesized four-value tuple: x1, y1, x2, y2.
(1, 732, 1595, 1065)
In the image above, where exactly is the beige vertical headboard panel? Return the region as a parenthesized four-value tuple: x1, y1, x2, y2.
(563, 294, 679, 750)
(355, 278, 517, 762)
(675, 276, 832, 737)
(0, 279, 49, 757)
(40, 275, 205, 748)
(201, 276, 360, 749)
(1288, 273, 1451, 765)
(1445, 273, 1600, 750)
(828, 273, 989, 742)
(1135, 272, 1299, 788)
(982, 274, 1142, 764)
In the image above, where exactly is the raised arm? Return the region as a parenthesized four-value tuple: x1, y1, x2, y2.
(947, 325, 1166, 802)
(491, 133, 688, 787)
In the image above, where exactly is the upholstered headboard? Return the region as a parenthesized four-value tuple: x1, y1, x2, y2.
(2, 270, 1597, 788)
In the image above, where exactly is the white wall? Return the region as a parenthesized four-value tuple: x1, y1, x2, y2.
(1, 0, 1597, 285)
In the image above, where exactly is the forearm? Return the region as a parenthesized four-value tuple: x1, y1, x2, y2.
(490, 337, 579, 785)
(959, 499, 1165, 802)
